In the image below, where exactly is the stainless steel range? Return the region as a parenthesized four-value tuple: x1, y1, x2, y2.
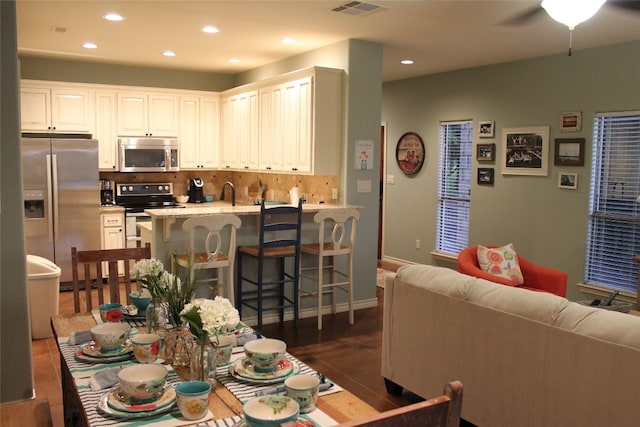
(115, 183, 184, 248)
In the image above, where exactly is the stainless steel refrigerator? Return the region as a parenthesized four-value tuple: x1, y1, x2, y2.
(22, 133, 101, 284)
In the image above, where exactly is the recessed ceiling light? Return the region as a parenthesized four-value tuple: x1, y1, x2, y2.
(228, 58, 240, 63)
(83, 42, 97, 49)
(202, 26, 219, 34)
(281, 37, 297, 44)
(401, 59, 414, 65)
(103, 13, 124, 21)
(163, 51, 177, 57)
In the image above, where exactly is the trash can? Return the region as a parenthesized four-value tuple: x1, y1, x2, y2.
(27, 255, 61, 339)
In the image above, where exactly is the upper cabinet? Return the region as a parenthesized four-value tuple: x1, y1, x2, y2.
(20, 82, 93, 133)
(180, 95, 220, 170)
(95, 91, 118, 170)
(220, 90, 259, 170)
(117, 92, 178, 137)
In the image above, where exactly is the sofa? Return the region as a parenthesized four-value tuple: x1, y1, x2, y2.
(381, 264, 640, 427)
(457, 245, 568, 296)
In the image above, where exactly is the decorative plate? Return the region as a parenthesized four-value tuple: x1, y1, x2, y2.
(97, 392, 176, 419)
(229, 357, 300, 384)
(75, 347, 133, 364)
(107, 386, 176, 413)
(80, 341, 132, 358)
(232, 415, 318, 427)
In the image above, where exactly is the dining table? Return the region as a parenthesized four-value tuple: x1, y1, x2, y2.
(51, 312, 379, 426)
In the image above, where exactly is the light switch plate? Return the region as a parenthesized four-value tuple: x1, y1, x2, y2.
(386, 175, 395, 184)
(357, 180, 372, 193)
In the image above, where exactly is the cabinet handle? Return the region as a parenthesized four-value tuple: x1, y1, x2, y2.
(266, 167, 271, 170)
(244, 166, 249, 169)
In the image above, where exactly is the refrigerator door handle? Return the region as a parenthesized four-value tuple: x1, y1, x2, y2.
(46, 155, 55, 242)
(51, 154, 59, 242)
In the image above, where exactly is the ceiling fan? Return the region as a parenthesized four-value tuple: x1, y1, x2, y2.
(503, 0, 640, 55)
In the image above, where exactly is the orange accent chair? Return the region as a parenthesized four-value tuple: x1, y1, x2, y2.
(457, 245, 567, 297)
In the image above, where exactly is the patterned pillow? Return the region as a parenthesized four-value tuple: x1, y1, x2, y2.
(477, 244, 524, 285)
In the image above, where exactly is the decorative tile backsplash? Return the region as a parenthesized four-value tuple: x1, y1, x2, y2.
(100, 171, 339, 204)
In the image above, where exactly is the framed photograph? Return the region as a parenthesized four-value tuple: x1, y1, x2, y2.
(559, 111, 582, 132)
(396, 132, 425, 176)
(501, 126, 549, 176)
(558, 172, 578, 189)
(477, 143, 495, 161)
(479, 121, 495, 138)
(554, 138, 585, 166)
(478, 168, 494, 185)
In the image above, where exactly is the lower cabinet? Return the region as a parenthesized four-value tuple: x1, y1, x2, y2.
(100, 211, 125, 277)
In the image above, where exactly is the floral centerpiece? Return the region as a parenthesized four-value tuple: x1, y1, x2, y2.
(180, 297, 240, 384)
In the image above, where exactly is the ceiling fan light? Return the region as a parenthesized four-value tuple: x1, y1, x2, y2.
(541, 0, 606, 29)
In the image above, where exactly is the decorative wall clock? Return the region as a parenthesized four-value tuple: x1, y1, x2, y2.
(396, 132, 425, 176)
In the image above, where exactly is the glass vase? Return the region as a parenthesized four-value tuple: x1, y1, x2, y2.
(145, 299, 169, 335)
(191, 338, 217, 388)
(162, 326, 195, 380)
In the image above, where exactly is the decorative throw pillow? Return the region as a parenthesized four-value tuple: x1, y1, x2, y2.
(477, 243, 524, 285)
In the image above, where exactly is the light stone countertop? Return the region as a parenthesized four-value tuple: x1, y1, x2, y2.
(144, 201, 361, 218)
(99, 205, 125, 213)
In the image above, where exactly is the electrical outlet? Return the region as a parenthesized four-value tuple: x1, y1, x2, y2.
(331, 188, 338, 199)
(356, 180, 372, 193)
(415, 239, 421, 250)
(387, 175, 395, 184)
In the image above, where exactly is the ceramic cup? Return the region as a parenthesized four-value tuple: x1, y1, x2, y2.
(118, 364, 167, 403)
(284, 374, 320, 414)
(175, 381, 211, 421)
(244, 338, 286, 373)
(129, 291, 151, 314)
(214, 334, 236, 367)
(131, 333, 164, 363)
(90, 322, 130, 352)
(99, 303, 123, 322)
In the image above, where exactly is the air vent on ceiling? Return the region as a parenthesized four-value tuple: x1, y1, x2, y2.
(332, 1, 385, 16)
(51, 26, 67, 33)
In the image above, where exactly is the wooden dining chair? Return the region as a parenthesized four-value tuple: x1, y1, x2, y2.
(70, 243, 151, 313)
(333, 381, 463, 427)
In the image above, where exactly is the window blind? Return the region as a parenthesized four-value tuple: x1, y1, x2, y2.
(586, 111, 640, 292)
(437, 121, 473, 255)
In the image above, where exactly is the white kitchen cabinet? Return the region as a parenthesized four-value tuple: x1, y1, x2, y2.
(100, 211, 125, 276)
(258, 84, 284, 171)
(220, 90, 259, 170)
(117, 92, 178, 137)
(20, 82, 93, 133)
(95, 91, 118, 170)
(179, 95, 220, 169)
(282, 76, 313, 173)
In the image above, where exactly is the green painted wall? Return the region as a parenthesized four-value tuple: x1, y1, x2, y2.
(381, 40, 640, 301)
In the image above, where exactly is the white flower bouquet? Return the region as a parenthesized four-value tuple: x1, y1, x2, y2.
(180, 297, 240, 342)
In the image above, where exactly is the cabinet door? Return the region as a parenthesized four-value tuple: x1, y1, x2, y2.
(51, 88, 93, 132)
(20, 87, 51, 131)
(179, 96, 200, 169)
(282, 77, 313, 172)
(148, 95, 178, 137)
(102, 222, 125, 276)
(220, 95, 238, 169)
(237, 91, 259, 170)
(117, 94, 148, 136)
(259, 85, 284, 171)
(199, 96, 220, 169)
(95, 92, 118, 170)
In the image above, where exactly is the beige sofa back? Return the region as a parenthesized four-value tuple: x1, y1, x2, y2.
(381, 265, 640, 427)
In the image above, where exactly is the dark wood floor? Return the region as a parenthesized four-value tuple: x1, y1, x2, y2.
(32, 285, 423, 427)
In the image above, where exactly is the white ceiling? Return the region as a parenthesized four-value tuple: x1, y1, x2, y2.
(16, 1, 640, 83)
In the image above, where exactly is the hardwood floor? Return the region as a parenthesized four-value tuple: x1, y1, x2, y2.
(31, 284, 421, 427)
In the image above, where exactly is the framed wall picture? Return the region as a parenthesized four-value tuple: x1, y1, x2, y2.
(554, 138, 585, 166)
(478, 168, 494, 185)
(477, 143, 495, 161)
(479, 121, 495, 138)
(559, 111, 582, 132)
(501, 126, 549, 176)
(396, 132, 425, 176)
(558, 172, 578, 189)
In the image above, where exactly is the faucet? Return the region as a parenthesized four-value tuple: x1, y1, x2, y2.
(219, 181, 236, 206)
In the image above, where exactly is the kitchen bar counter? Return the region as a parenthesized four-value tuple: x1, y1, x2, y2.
(145, 201, 357, 218)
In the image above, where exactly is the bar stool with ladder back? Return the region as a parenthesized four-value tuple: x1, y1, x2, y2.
(299, 207, 360, 330)
(236, 199, 303, 334)
(173, 214, 242, 304)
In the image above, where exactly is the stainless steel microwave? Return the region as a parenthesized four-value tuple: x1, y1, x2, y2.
(118, 138, 179, 172)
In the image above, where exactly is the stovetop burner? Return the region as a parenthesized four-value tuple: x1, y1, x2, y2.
(116, 182, 184, 212)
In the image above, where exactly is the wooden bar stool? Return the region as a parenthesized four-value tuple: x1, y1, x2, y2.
(236, 200, 303, 334)
(299, 207, 359, 330)
(173, 214, 241, 305)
